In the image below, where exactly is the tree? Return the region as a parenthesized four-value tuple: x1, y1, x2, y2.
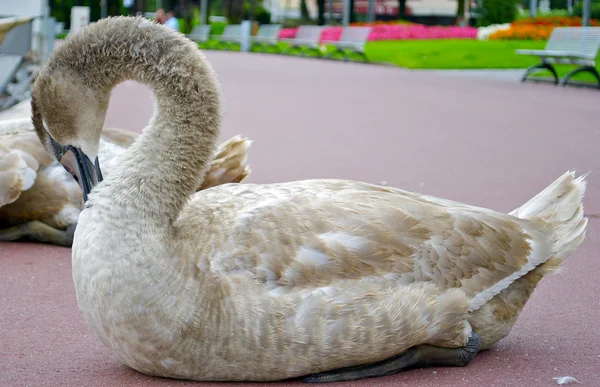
(398, 0, 407, 19)
(300, 0, 310, 21)
(455, 0, 466, 25)
(317, 0, 326, 25)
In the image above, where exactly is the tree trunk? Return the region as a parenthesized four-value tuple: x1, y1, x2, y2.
(398, 0, 407, 19)
(349, 0, 356, 22)
(249, 0, 256, 22)
(317, 0, 326, 25)
(300, 0, 310, 21)
(455, 0, 466, 25)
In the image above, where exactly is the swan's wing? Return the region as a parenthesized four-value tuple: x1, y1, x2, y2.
(0, 99, 32, 120)
(0, 145, 39, 206)
(200, 135, 251, 190)
(100, 126, 140, 148)
(181, 180, 549, 305)
(0, 120, 54, 206)
(98, 129, 251, 190)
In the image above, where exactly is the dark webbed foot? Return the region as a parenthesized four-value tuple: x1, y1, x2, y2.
(0, 221, 76, 247)
(303, 331, 481, 383)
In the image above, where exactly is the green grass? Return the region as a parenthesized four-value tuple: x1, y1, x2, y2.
(363, 39, 546, 69)
(197, 38, 600, 85)
(363, 39, 600, 84)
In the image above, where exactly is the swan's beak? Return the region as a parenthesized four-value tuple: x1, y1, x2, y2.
(59, 147, 103, 202)
(49, 135, 103, 202)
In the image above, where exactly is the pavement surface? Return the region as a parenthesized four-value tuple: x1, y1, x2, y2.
(1, 51, 599, 387)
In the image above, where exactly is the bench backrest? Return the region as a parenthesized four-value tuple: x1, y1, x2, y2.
(295, 25, 324, 42)
(255, 24, 282, 39)
(339, 26, 371, 46)
(546, 27, 600, 58)
(222, 24, 242, 37)
(189, 24, 211, 39)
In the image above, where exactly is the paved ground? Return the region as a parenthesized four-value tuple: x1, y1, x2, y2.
(2, 51, 599, 387)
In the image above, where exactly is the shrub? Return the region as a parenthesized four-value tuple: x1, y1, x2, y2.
(488, 16, 600, 40)
(513, 16, 599, 26)
(573, 1, 600, 20)
(489, 25, 554, 40)
(478, 0, 520, 26)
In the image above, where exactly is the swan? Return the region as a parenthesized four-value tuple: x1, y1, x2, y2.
(0, 116, 251, 246)
(29, 16, 587, 382)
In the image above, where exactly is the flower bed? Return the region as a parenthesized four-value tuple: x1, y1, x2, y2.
(279, 24, 478, 42)
(489, 16, 599, 40)
(512, 16, 599, 27)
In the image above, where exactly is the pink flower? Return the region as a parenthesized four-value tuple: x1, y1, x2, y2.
(278, 24, 478, 42)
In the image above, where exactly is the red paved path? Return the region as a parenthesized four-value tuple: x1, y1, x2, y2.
(1, 52, 599, 387)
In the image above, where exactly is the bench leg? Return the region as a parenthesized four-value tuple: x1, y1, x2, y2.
(560, 66, 600, 88)
(521, 62, 559, 85)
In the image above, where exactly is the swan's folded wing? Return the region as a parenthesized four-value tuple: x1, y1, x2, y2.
(184, 180, 551, 305)
(199, 135, 251, 190)
(0, 99, 32, 120)
(0, 119, 54, 207)
(100, 126, 140, 148)
(0, 147, 38, 206)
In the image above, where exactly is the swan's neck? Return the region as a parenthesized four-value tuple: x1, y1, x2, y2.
(80, 20, 221, 229)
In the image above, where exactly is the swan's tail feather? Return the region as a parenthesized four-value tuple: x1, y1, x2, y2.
(468, 171, 588, 312)
(199, 135, 252, 190)
(510, 170, 588, 262)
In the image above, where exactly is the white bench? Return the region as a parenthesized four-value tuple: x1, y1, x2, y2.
(250, 24, 282, 53)
(280, 26, 324, 57)
(187, 24, 211, 44)
(321, 26, 371, 62)
(516, 27, 600, 87)
(210, 24, 242, 50)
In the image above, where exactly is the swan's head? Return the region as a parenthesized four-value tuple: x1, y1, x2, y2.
(31, 69, 109, 202)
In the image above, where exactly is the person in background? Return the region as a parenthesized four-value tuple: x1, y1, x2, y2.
(154, 8, 166, 24)
(165, 10, 180, 31)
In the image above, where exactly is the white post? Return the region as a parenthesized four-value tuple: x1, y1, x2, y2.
(240, 20, 251, 52)
(200, 0, 208, 24)
(463, 0, 470, 27)
(101, 0, 107, 18)
(342, 0, 350, 26)
(367, 0, 375, 22)
(529, 0, 537, 17)
(583, 0, 591, 27)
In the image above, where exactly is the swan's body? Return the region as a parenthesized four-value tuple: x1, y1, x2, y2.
(30, 17, 588, 382)
(0, 115, 251, 246)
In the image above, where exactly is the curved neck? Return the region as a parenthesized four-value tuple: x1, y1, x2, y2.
(77, 18, 221, 228)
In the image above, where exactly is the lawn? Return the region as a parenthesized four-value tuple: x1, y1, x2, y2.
(363, 39, 600, 84)
(199, 38, 600, 85)
(363, 39, 546, 69)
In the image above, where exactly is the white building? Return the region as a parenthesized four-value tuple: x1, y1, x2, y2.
(265, 0, 466, 22)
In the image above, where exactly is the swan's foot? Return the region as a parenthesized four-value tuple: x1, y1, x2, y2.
(0, 221, 76, 247)
(303, 331, 481, 383)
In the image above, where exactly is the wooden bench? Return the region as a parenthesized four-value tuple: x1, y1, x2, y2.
(250, 24, 282, 53)
(321, 26, 372, 62)
(280, 26, 324, 57)
(516, 27, 600, 87)
(210, 24, 242, 50)
(187, 24, 211, 45)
